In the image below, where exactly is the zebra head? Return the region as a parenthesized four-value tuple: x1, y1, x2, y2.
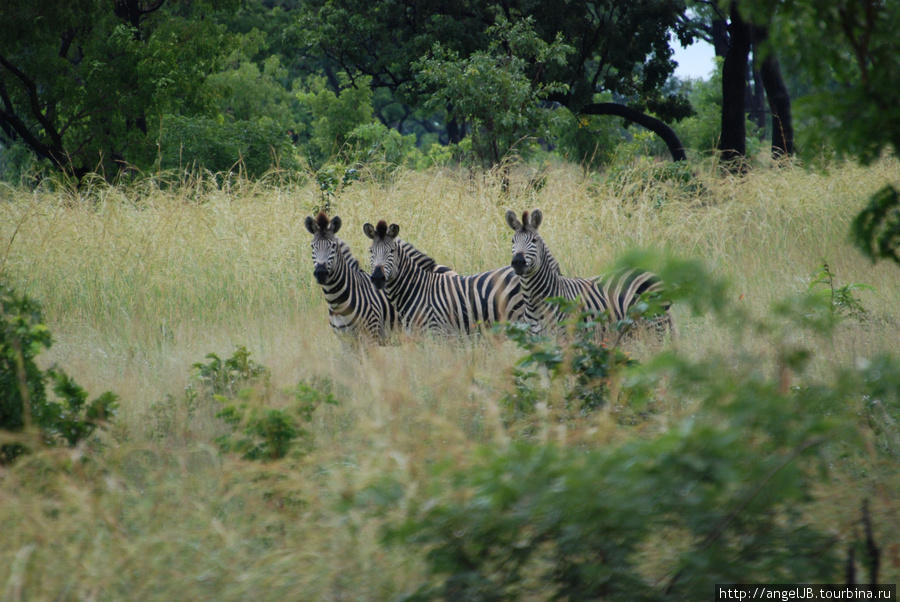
(505, 209, 544, 277)
(363, 220, 400, 290)
(305, 212, 343, 285)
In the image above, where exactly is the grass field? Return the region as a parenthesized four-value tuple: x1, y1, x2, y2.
(1, 158, 899, 599)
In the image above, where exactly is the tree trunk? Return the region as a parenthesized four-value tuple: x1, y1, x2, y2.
(446, 113, 465, 145)
(748, 66, 767, 137)
(719, 1, 752, 168)
(579, 103, 687, 162)
(753, 25, 794, 158)
(711, 18, 729, 58)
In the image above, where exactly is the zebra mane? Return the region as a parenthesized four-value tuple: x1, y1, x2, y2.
(375, 220, 389, 237)
(535, 235, 563, 276)
(522, 210, 530, 227)
(397, 239, 440, 272)
(316, 211, 329, 230)
(336, 237, 362, 271)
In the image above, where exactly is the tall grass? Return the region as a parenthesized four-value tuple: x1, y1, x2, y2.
(1, 158, 899, 597)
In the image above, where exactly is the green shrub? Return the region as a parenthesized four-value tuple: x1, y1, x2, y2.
(381, 258, 896, 599)
(214, 377, 338, 462)
(158, 115, 298, 178)
(0, 283, 117, 464)
(193, 345, 270, 399)
(501, 298, 641, 418)
(190, 346, 338, 461)
(807, 261, 874, 321)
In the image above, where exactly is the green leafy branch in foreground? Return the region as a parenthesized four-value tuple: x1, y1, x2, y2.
(376, 257, 897, 600)
(190, 347, 338, 462)
(0, 283, 118, 464)
(852, 185, 900, 266)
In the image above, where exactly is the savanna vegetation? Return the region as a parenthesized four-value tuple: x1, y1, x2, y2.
(3, 0, 900, 599)
(1, 157, 899, 598)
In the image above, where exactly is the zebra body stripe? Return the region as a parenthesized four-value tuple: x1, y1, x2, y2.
(365, 221, 525, 336)
(507, 209, 672, 336)
(307, 214, 398, 344)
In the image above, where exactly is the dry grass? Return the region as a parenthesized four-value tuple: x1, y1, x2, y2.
(1, 158, 899, 598)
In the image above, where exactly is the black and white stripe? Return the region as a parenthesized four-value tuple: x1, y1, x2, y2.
(364, 220, 525, 335)
(505, 209, 673, 337)
(306, 213, 399, 344)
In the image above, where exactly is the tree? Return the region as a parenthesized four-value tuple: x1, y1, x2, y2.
(719, 1, 752, 165)
(293, 0, 695, 163)
(680, 1, 794, 163)
(759, 0, 900, 264)
(0, 0, 235, 179)
(416, 17, 572, 169)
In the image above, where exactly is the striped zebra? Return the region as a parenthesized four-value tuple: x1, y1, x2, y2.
(306, 213, 456, 344)
(363, 220, 525, 335)
(505, 209, 673, 337)
(306, 212, 403, 344)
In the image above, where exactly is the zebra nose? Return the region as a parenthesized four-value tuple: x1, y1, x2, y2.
(371, 266, 386, 289)
(313, 264, 328, 283)
(511, 254, 526, 274)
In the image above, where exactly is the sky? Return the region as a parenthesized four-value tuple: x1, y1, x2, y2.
(670, 39, 717, 80)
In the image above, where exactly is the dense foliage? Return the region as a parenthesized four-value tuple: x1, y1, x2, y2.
(0, 283, 117, 464)
(0, 1, 235, 179)
(383, 257, 896, 599)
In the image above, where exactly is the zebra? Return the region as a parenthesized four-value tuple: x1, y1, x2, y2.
(505, 209, 673, 338)
(305, 212, 403, 344)
(363, 220, 525, 335)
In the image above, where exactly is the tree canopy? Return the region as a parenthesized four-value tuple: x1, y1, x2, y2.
(0, 0, 235, 178)
(294, 0, 696, 161)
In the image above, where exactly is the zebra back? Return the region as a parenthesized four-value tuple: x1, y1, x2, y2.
(506, 209, 673, 337)
(365, 220, 524, 335)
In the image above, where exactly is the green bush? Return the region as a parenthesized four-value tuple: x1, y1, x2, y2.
(380, 257, 895, 599)
(295, 75, 377, 169)
(550, 106, 619, 170)
(214, 378, 338, 462)
(189, 346, 338, 461)
(0, 283, 117, 464)
(158, 115, 299, 178)
(501, 297, 643, 417)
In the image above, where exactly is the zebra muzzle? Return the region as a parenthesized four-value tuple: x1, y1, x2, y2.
(511, 253, 527, 275)
(371, 267, 386, 289)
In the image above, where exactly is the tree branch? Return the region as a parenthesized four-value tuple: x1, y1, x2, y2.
(0, 54, 63, 150)
(579, 102, 687, 161)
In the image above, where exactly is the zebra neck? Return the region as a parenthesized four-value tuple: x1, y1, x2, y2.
(523, 248, 562, 300)
(383, 241, 433, 308)
(321, 243, 367, 307)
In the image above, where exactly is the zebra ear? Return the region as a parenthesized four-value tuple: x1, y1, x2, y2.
(363, 223, 376, 239)
(387, 224, 400, 238)
(505, 210, 522, 231)
(305, 216, 317, 234)
(330, 215, 342, 234)
(530, 209, 543, 230)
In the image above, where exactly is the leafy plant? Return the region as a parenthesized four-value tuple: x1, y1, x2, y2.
(385, 261, 886, 600)
(807, 261, 873, 321)
(852, 185, 900, 266)
(159, 115, 298, 179)
(0, 283, 117, 464)
(194, 346, 337, 461)
(193, 345, 270, 399)
(502, 296, 658, 417)
(295, 75, 377, 169)
(214, 377, 338, 462)
(416, 16, 572, 169)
